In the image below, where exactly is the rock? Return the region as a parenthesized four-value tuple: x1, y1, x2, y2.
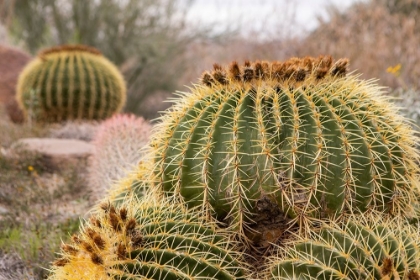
(11, 138, 93, 171)
(0, 44, 31, 123)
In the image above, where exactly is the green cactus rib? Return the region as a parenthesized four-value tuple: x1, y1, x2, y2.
(266, 214, 420, 279)
(150, 56, 420, 237)
(48, 193, 247, 280)
(17, 44, 126, 122)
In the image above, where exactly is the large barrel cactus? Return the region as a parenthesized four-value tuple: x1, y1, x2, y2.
(17, 44, 126, 122)
(266, 214, 420, 279)
(48, 193, 247, 280)
(150, 56, 420, 240)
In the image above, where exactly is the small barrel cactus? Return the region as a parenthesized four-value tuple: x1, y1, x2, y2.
(266, 214, 420, 279)
(48, 193, 247, 280)
(17, 44, 126, 122)
(89, 114, 152, 201)
(150, 56, 420, 240)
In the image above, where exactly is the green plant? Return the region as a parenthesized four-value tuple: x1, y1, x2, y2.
(265, 214, 420, 279)
(48, 193, 247, 280)
(0, 219, 81, 279)
(16, 44, 126, 123)
(149, 56, 420, 242)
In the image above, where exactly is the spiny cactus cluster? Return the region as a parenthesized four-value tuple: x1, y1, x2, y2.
(150, 55, 420, 241)
(267, 214, 420, 279)
(17, 44, 126, 123)
(88, 114, 152, 201)
(49, 194, 246, 280)
(49, 55, 420, 279)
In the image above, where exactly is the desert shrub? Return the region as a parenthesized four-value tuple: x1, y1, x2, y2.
(295, 0, 420, 89)
(389, 87, 420, 129)
(88, 114, 152, 201)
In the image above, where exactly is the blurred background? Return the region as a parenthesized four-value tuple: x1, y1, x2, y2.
(1, 1, 420, 278)
(1, 0, 419, 120)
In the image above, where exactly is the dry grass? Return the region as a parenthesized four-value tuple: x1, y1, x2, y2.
(0, 106, 93, 279)
(292, 0, 420, 89)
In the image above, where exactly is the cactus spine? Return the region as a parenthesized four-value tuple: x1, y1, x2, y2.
(150, 56, 420, 240)
(17, 44, 126, 122)
(266, 214, 420, 279)
(48, 193, 247, 280)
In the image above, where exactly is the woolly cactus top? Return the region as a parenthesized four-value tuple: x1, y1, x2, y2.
(39, 44, 102, 57)
(200, 55, 349, 87)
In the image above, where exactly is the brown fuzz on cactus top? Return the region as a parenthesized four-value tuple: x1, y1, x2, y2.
(200, 55, 349, 87)
(38, 44, 102, 57)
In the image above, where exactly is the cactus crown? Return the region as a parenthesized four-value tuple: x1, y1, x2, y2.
(201, 55, 349, 87)
(150, 55, 420, 244)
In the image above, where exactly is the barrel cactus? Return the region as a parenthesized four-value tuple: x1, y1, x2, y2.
(266, 214, 420, 279)
(17, 44, 126, 122)
(48, 193, 247, 280)
(150, 56, 420, 241)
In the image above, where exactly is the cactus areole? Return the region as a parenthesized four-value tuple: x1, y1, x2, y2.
(17, 44, 126, 122)
(151, 56, 419, 240)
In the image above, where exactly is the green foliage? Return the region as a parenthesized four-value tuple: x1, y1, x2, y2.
(0, 219, 81, 279)
(266, 214, 420, 279)
(49, 194, 247, 280)
(16, 45, 126, 122)
(150, 56, 420, 240)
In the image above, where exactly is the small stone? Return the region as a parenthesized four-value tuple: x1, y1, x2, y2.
(10, 138, 94, 171)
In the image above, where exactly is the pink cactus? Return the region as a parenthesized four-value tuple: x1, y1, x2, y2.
(88, 114, 152, 201)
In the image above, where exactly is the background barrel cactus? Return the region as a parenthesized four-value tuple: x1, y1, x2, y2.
(266, 214, 420, 279)
(16, 44, 126, 123)
(48, 193, 247, 280)
(149, 56, 420, 242)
